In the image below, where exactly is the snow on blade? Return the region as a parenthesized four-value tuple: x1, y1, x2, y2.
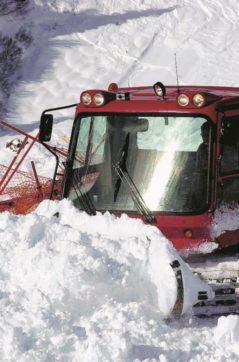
(0, 199, 210, 360)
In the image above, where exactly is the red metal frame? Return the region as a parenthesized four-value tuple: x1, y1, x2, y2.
(0, 121, 66, 214)
(0, 133, 38, 194)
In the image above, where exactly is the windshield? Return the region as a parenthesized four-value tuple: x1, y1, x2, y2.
(66, 114, 211, 214)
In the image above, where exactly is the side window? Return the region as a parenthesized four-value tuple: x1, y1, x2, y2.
(220, 116, 239, 205)
(221, 178, 239, 205)
(73, 116, 106, 169)
(221, 116, 239, 173)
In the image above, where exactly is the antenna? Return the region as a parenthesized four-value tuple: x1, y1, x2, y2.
(128, 76, 132, 87)
(174, 53, 180, 93)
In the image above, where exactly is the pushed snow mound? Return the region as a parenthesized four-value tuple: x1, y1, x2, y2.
(0, 199, 212, 361)
(212, 205, 239, 238)
(213, 315, 239, 355)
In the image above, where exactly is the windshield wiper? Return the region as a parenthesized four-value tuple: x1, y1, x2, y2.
(114, 133, 130, 202)
(72, 171, 96, 216)
(113, 133, 155, 223)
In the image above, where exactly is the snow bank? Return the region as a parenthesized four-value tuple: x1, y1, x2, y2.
(0, 199, 211, 361)
(214, 315, 239, 356)
(212, 205, 239, 238)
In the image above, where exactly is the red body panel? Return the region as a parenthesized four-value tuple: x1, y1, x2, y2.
(114, 212, 213, 250)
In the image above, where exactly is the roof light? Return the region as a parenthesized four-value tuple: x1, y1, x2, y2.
(177, 94, 189, 107)
(193, 93, 205, 107)
(93, 93, 105, 106)
(81, 92, 92, 105)
(108, 83, 118, 92)
(153, 82, 166, 98)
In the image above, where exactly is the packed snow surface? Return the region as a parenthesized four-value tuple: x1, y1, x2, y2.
(1, 0, 239, 361)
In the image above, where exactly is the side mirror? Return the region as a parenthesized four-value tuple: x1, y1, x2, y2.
(39, 114, 53, 142)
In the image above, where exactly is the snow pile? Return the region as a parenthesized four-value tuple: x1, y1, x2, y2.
(212, 205, 239, 238)
(0, 199, 211, 361)
(214, 315, 239, 356)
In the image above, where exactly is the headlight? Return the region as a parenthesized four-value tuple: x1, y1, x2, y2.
(93, 93, 105, 106)
(193, 94, 205, 107)
(177, 94, 189, 106)
(81, 92, 92, 105)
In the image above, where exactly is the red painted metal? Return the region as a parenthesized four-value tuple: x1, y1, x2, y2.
(0, 134, 38, 194)
(118, 212, 213, 251)
(0, 121, 65, 214)
(31, 161, 44, 199)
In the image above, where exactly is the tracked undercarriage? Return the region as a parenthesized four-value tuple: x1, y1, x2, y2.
(182, 246, 239, 317)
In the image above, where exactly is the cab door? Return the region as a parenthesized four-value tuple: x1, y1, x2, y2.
(216, 104, 239, 247)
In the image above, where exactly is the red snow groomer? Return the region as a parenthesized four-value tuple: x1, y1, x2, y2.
(2, 82, 239, 316)
(2, 82, 239, 251)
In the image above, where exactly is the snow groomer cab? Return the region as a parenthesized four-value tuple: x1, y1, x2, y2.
(40, 82, 239, 251)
